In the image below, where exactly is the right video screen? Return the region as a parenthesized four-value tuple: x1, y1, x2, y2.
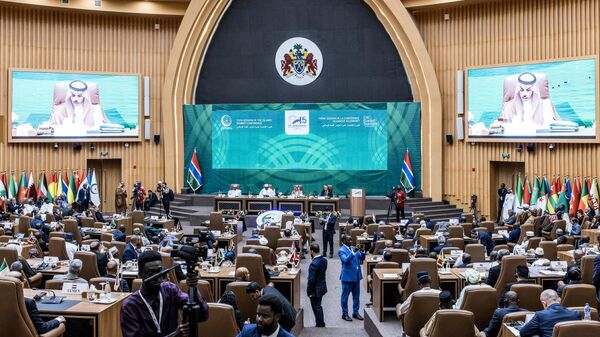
(467, 58, 597, 139)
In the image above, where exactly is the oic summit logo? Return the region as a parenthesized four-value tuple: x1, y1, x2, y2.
(275, 37, 323, 86)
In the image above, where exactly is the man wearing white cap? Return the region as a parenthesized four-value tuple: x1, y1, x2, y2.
(454, 268, 491, 309)
(259, 184, 275, 197)
(531, 247, 550, 267)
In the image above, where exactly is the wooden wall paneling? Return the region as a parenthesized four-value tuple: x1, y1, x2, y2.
(0, 4, 181, 207)
(412, 0, 600, 218)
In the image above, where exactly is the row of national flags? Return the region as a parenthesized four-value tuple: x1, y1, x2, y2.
(512, 174, 600, 216)
(0, 169, 100, 207)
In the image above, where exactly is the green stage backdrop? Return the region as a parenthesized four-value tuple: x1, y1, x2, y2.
(183, 102, 421, 195)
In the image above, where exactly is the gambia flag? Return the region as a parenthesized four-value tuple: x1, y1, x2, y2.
(187, 148, 203, 192)
(515, 174, 524, 209)
(579, 177, 590, 212)
(67, 172, 77, 204)
(569, 177, 581, 216)
(17, 171, 27, 202)
(60, 171, 69, 197)
(523, 176, 531, 206)
(48, 171, 58, 201)
(8, 173, 18, 199)
(400, 149, 415, 193)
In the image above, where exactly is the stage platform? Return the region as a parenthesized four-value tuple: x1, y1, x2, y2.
(145, 193, 464, 226)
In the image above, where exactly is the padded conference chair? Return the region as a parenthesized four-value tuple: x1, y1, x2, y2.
(539, 241, 558, 261)
(560, 284, 599, 308)
(397, 292, 439, 337)
(131, 210, 145, 227)
(525, 237, 543, 251)
(198, 303, 240, 337)
(264, 226, 282, 251)
(510, 283, 543, 311)
(447, 238, 465, 250)
(494, 255, 527, 297)
(350, 228, 365, 247)
(399, 258, 440, 300)
(379, 225, 395, 241)
(45, 279, 73, 290)
(246, 239, 261, 246)
(371, 240, 386, 254)
(502, 310, 534, 324)
(160, 253, 178, 284)
(236, 253, 267, 287)
(16, 216, 32, 235)
(402, 239, 414, 250)
(242, 245, 274, 266)
(209, 212, 226, 233)
(557, 244, 574, 252)
(63, 219, 84, 244)
(581, 255, 595, 284)
(552, 320, 600, 337)
(367, 224, 379, 236)
(465, 244, 486, 263)
(0, 276, 66, 337)
(388, 249, 410, 265)
(226, 281, 257, 323)
(447, 226, 464, 239)
(508, 224, 534, 251)
(277, 238, 296, 249)
(542, 220, 566, 240)
(280, 214, 294, 227)
(100, 231, 113, 242)
(0, 247, 19, 267)
(179, 279, 214, 302)
(48, 237, 70, 261)
(73, 251, 100, 281)
(459, 287, 498, 330)
(79, 217, 94, 228)
(106, 241, 126, 259)
(480, 221, 495, 233)
(89, 277, 116, 291)
(116, 218, 133, 235)
(419, 309, 476, 337)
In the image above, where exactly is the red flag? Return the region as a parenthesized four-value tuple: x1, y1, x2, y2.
(17, 171, 28, 202)
(26, 171, 37, 201)
(569, 177, 581, 216)
(288, 241, 300, 267)
(523, 176, 531, 206)
(74, 170, 81, 191)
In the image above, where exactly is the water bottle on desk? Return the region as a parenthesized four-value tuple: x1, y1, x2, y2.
(584, 303, 591, 320)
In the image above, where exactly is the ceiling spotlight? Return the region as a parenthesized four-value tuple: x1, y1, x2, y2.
(53, 143, 59, 150)
(89, 144, 95, 151)
(548, 144, 555, 151)
(124, 143, 130, 148)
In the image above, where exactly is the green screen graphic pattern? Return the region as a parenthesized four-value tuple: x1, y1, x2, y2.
(183, 102, 421, 195)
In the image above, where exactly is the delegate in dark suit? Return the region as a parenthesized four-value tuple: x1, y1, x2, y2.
(262, 286, 297, 332)
(237, 324, 294, 337)
(338, 238, 365, 319)
(113, 230, 125, 242)
(486, 264, 501, 287)
(483, 303, 524, 337)
(25, 298, 61, 334)
(122, 243, 138, 263)
(94, 251, 109, 276)
(320, 213, 336, 257)
(593, 254, 600, 297)
(519, 303, 580, 337)
(307, 254, 328, 327)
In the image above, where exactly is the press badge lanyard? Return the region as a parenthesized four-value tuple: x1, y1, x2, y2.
(139, 291, 163, 333)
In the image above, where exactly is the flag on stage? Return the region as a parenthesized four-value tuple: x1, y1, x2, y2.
(537, 176, 548, 212)
(400, 149, 415, 193)
(60, 171, 69, 197)
(77, 169, 90, 195)
(27, 171, 37, 201)
(579, 177, 590, 212)
(569, 177, 581, 216)
(531, 176, 540, 206)
(0, 173, 7, 200)
(48, 171, 58, 201)
(557, 178, 570, 212)
(523, 176, 531, 206)
(68, 172, 77, 204)
(515, 174, 524, 209)
(546, 176, 559, 214)
(90, 169, 101, 207)
(589, 177, 599, 210)
(37, 171, 49, 201)
(74, 170, 81, 192)
(187, 148, 203, 192)
(17, 171, 27, 202)
(9, 173, 17, 199)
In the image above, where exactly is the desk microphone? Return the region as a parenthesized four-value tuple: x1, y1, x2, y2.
(142, 266, 177, 286)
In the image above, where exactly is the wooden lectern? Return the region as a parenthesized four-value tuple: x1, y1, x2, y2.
(349, 188, 366, 217)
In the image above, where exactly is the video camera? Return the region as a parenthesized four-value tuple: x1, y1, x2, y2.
(170, 235, 209, 262)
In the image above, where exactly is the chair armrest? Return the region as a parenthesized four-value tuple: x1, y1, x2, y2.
(419, 327, 428, 337)
(40, 322, 66, 337)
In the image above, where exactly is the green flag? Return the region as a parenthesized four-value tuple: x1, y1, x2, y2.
(557, 178, 569, 211)
(515, 174, 524, 208)
(0, 258, 8, 277)
(531, 176, 540, 205)
(8, 173, 17, 199)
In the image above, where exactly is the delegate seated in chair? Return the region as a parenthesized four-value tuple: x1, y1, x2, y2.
(48, 80, 110, 129)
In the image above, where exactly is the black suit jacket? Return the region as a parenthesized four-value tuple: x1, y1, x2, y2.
(321, 214, 337, 234)
(307, 255, 328, 298)
(95, 251, 109, 276)
(483, 304, 525, 337)
(486, 265, 501, 287)
(263, 286, 297, 332)
(25, 298, 60, 334)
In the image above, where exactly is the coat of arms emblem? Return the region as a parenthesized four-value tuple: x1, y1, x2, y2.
(275, 37, 323, 86)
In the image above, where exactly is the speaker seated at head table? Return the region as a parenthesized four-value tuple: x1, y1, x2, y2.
(228, 184, 242, 198)
(258, 184, 276, 198)
(290, 185, 304, 198)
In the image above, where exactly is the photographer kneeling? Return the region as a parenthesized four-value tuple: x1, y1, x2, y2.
(120, 251, 209, 337)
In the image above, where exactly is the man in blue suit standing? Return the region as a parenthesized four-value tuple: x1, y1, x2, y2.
(338, 234, 365, 321)
(320, 208, 337, 258)
(307, 243, 328, 327)
(519, 289, 580, 337)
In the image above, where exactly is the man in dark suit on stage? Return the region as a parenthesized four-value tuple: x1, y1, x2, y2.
(338, 234, 365, 322)
(497, 183, 508, 222)
(319, 208, 337, 258)
(307, 243, 328, 327)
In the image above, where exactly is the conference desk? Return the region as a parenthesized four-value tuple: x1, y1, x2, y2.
(371, 268, 461, 322)
(213, 196, 340, 215)
(24, 289, 129, 337)
(199, 266, 301, 309)
(582, 229, 600, 243)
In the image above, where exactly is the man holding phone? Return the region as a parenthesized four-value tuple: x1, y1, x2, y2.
(338, 234, 365, 322)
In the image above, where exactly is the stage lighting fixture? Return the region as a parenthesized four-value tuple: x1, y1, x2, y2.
(53, 143, 59, 150)
(526, 145, 535, 153)
(548, 144, 555, 151)
(73, 143, 82, 151)
(89, 144, 95, 151)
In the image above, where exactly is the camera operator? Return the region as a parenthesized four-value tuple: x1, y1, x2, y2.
(120, 250, 208, 337)
(131, 181, 146, 211)
(158, 181, 175, 218)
